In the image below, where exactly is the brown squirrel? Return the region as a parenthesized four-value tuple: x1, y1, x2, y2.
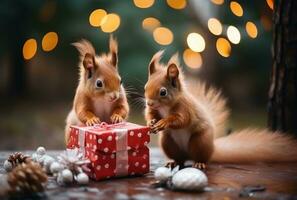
(65, 36, 129, 143)
(144, 51, 297, 169)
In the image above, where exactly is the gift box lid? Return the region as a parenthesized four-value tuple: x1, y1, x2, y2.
(69, 122, 150, 154)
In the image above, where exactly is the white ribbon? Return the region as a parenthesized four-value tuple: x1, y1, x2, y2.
(76, 123, 129, 177)
(113, 128, 128, 177)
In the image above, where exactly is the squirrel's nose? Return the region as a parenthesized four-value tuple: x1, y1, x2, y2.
(147, 100, 154, 107)
(110, 95, 117, 101)
(108, 92, 119, 102)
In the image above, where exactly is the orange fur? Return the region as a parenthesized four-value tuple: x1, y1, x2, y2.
(187, 81, 230, 138)
(144, 51, 215, 166)
(212, 129, 297, 163)
(144, 50, 297, 166)
(65, 36, 129, 144)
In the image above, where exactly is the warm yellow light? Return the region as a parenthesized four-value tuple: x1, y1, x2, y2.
(89, 9, 107, 27)
(133, 0, 154, 8)
(42, 32, 58, 52)
(183, 49, 202, 69)
(153, 27, 173, 45)
(142, 17, 161, 32)
(216, 38, 231, 58)
(187, 33, 205, 53)
(246, 21, 258, 38)
(211, 0, 224, 5)
(23, 39, 37, 60)
(208, 18, 222, 36)
(101, 13, 121, 33)
(226, 26, 240, 44)
(230, 1, 243, 17)
(266, 0, 274, 10)
(166, 0, 187, 9)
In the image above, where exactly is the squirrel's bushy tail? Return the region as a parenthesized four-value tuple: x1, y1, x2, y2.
(211, 129, 297, 163)
(187, 81, 230, 138)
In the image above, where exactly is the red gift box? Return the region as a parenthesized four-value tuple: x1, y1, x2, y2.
(67, 122, 150, 180)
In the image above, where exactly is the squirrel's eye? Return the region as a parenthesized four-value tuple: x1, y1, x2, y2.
(95, 79, 103, 88)
(159, 87, 168, 97)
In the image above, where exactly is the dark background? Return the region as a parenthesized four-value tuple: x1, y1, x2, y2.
(0, 0, 273, 149)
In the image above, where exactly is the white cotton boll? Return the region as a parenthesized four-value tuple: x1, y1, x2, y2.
(61, 169, 73, 183)
(50, 162, 63, 174)
(3, 160, 12, 172)
(154, 167, 172, 182)
(172, 168, 208, 191)
(43, 155, 55, 173)
(36, 146, 46, 155)
(76, 173, 89, 185)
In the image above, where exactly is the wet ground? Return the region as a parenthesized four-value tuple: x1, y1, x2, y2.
(1, 148, 297, 200)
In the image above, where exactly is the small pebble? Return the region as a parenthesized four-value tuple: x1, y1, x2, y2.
(61, 169, 73, 183)
(50, 162, 63, 174)
(76, 173, 89, 185)
(36, 146, 46, 155)
(154, 167, 172, 181)
(3, 160, 12, 172)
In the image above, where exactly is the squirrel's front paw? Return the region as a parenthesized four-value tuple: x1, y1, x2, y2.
(86, 117, 101, 126)
(148, 119, 157, 134)
(151, 119, 167, 133)
(111, 114, 123, 124)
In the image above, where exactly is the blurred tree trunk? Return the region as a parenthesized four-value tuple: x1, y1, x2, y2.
(268, 0, 297, 135)
(8, 1, 28, 97)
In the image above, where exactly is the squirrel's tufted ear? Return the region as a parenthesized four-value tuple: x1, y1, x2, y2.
(167, 53, 180, 88)
(72, 39, 96, 71)
(109, 35, 118, 68)
(72, 39, 96, 60)
(83, 53, 95, 70)
(148, 50, 164, 76)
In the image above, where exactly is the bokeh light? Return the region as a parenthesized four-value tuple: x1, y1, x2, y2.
(211, 0, 224, 5)
(183, 48, 202, 69)
(266, 0, 274, 10)
(208, 18, 222, 35)
(42, 32, 58, 52)
(89, 9, 107, 27)
(142, 17, 161, 32)
(23, 39, 37, 60)
(246, 21, 258, 38)
(153, 27, 173, 45)
(133, 0, 154, 8)
(101, 13, 121, 33)
(187, 33, 205, 53)
(166, 0, 187, 10)
(230, 1, 243, 17)
(216, 38, 231, 57)
(227, 26, 241, 44)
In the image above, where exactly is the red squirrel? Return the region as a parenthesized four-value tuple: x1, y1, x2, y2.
(65, 36, 129, 143)
(144, 51, 297, 169)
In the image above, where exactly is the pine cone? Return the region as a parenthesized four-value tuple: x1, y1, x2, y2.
(7, 162, 47, 194)
(7, 152, 32, 168)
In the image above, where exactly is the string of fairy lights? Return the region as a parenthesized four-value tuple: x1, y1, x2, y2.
(22, 0, 273, 70)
